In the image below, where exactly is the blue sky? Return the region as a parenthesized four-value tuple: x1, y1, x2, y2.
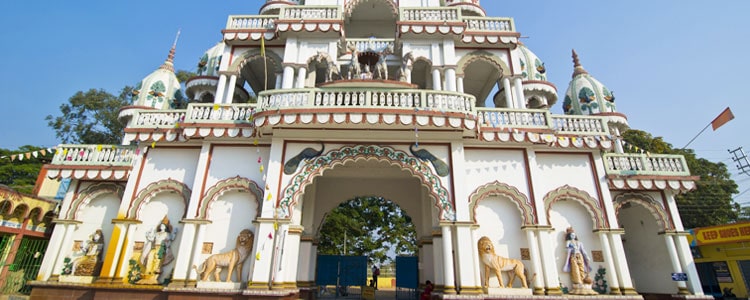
(1, 1, 748, 204)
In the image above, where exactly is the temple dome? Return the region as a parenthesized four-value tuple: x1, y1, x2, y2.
(196, 42, 224, 77)
(515, 43, 557, 108)
(130, 46, 182, 110)
(562, 49, 627, 129)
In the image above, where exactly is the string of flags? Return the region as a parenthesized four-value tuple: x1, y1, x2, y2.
(0, 147, 56, 162)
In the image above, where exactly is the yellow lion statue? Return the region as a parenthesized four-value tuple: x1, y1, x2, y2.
(193, 229, 254, 282)
(478, 236, 528, 288)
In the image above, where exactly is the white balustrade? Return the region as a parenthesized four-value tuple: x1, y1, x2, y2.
(400, 7, 460, 22)
(280, 6, 340, 20)
(226, 15, 277, 29)
(477, 108, 549, 129)
(463, 17, 513, 32)
(131, 110, 185, 128)
(603, 153, 690, 176)
(185, 104, 256, 122)
(51, 145, 136, 166)
(550, 115, 608, 135)
(346, 39, 395, 53)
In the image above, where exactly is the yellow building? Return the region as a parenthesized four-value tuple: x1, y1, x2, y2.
(690, 222, 750, 299)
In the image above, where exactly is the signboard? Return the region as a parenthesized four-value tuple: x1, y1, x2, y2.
(362, 286, 375, 300)
(690, 222, 750, 246)
(671, 272, 688, 281)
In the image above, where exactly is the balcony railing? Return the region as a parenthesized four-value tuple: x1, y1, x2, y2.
(51, 145, 137, 166)
(400, 7, 461, 22)
(226, 15, 277, 30)
(257, 88, 476, 113)
(603, 153, 690, 176)
(476, 108, 609, 135)
(130, 110, 185, 128)
(463, 16, 514, 32)
(550, 115, 609, 135)
(279, 6, 340, 20)
(345, 38, 396, 53)
(185, 103, 255, 123)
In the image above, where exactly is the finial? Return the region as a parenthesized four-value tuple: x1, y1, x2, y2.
(571, 49, 588, 78)
(159, 29, 180, 72)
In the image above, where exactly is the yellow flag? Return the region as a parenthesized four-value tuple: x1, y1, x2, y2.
(260, 37, 266, 57)
(274, 222, 278, 230)
(256, 252, 261, 261)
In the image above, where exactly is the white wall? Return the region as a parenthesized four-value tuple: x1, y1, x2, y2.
(475, 195, 528, 288)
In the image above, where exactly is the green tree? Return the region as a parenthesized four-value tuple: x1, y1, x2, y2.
(621, 129, 739, 228)
(46, 87, 133, 145)
(317, 196, 417, 265)
(0, 145, 48, 194)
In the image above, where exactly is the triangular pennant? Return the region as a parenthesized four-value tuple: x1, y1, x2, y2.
(260, 165, 264, 173)
(97, 145, 103, 151)
(213, 104, 220, 110)
(40, 149, 46, 156)
(10, 155, 16, 161)
(274, 222, 278, 231)
(256, 252, 261, 260)
(32, 151, 39, 158)
(25, 153, 31, 159)
(258, 157, 262, 163)
(268, 232, 273, 239)
(151, 141, 156, 148)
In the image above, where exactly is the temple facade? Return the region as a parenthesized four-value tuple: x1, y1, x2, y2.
(31, 0, 709, 299)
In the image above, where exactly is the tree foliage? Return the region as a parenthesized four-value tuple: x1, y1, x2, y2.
(46, 87, 133, 145)
(0, 145, 48, 194)
(621, 129, 739, 228)
(317, 197, 417, 265)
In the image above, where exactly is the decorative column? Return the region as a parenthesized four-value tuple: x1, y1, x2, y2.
(513, 77, 526, 109)
(37, 221, 78, 281)
(225, 74, 238, 104)
(456, 75, 464, 93)
(444, 68, 457, 92)
(282, 225, 303, 288)
(674, 232, 705, 295)
(114, 222, 141, 282)
(454, 223, 480, 293)
(501, 78, 514, 108)
(609, 231, 637, 295)
(168, 220, 205, 286)
(431, 231, 445, 291)
(281, 65, 295, 89)
(470, 227, 482, 291)
(663, 233, 689, 294)
(188, 223, 208, 282)
(214, 72, 228, 104)
(440, 223, 456, 294)
(523, 227, 545, 295)
(596, 230, 621, 294)
(275, 72, 283, 89)
(432, 68, 442, 91)
(295, 66, 307, 89)
(537, 228, 562, 295)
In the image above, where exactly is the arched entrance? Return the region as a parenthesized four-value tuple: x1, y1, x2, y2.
(315, 196, 418, 298)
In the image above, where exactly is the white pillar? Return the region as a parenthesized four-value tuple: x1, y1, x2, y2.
(524, 228, 545, 295)
(537, 229, 562, 294)
(664, 234, 689, 293)
(296, 66, 307, 89)
(445, 68, 456, 92)
(37, 221, 76, 281)
(613, 127, 625, 154)
(282, 65, 295, 89)
(441, 224, 456, 294)
(225, 74, 238, 104)
(454, 225, 479, 292)
(513, 77, 526, 109)
(169, 221, 197, 285)
(214, 73, 228, 104)
(432, 234, 445, 289)
(456, 76, 464, 93)
(470, 228, 482, 290)
(609, 232, 637, 295)
(115, 223, 138, 280)
(432, 69, 442, 91)
(501, 78, 514, 108)
(597, 232, 621, 294)
(188, 223, 208, 281)
(675, 233, 704, 295)
(275, 73, 283, 89)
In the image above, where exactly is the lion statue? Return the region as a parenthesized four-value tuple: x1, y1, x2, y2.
(478, 236, 528, 288)
(193, 229, 254, 282)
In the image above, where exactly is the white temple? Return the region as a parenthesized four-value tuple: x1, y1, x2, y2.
(31, 1, 710, 299)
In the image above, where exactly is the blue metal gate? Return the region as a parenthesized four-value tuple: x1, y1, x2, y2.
(316, 255, 367, 298)
(395, 256, 418, 300)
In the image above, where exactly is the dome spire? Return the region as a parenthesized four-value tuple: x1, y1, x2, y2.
(159, 29, 180, 72)
(571, 49, 588, 78)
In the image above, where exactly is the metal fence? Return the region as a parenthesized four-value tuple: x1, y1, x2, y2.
(1, 236, 49, 295)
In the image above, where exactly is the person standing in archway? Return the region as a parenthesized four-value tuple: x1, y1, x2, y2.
(371, 265, 380, 290)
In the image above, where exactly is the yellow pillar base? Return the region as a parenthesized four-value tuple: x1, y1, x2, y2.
(545, 287, 563, 295)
